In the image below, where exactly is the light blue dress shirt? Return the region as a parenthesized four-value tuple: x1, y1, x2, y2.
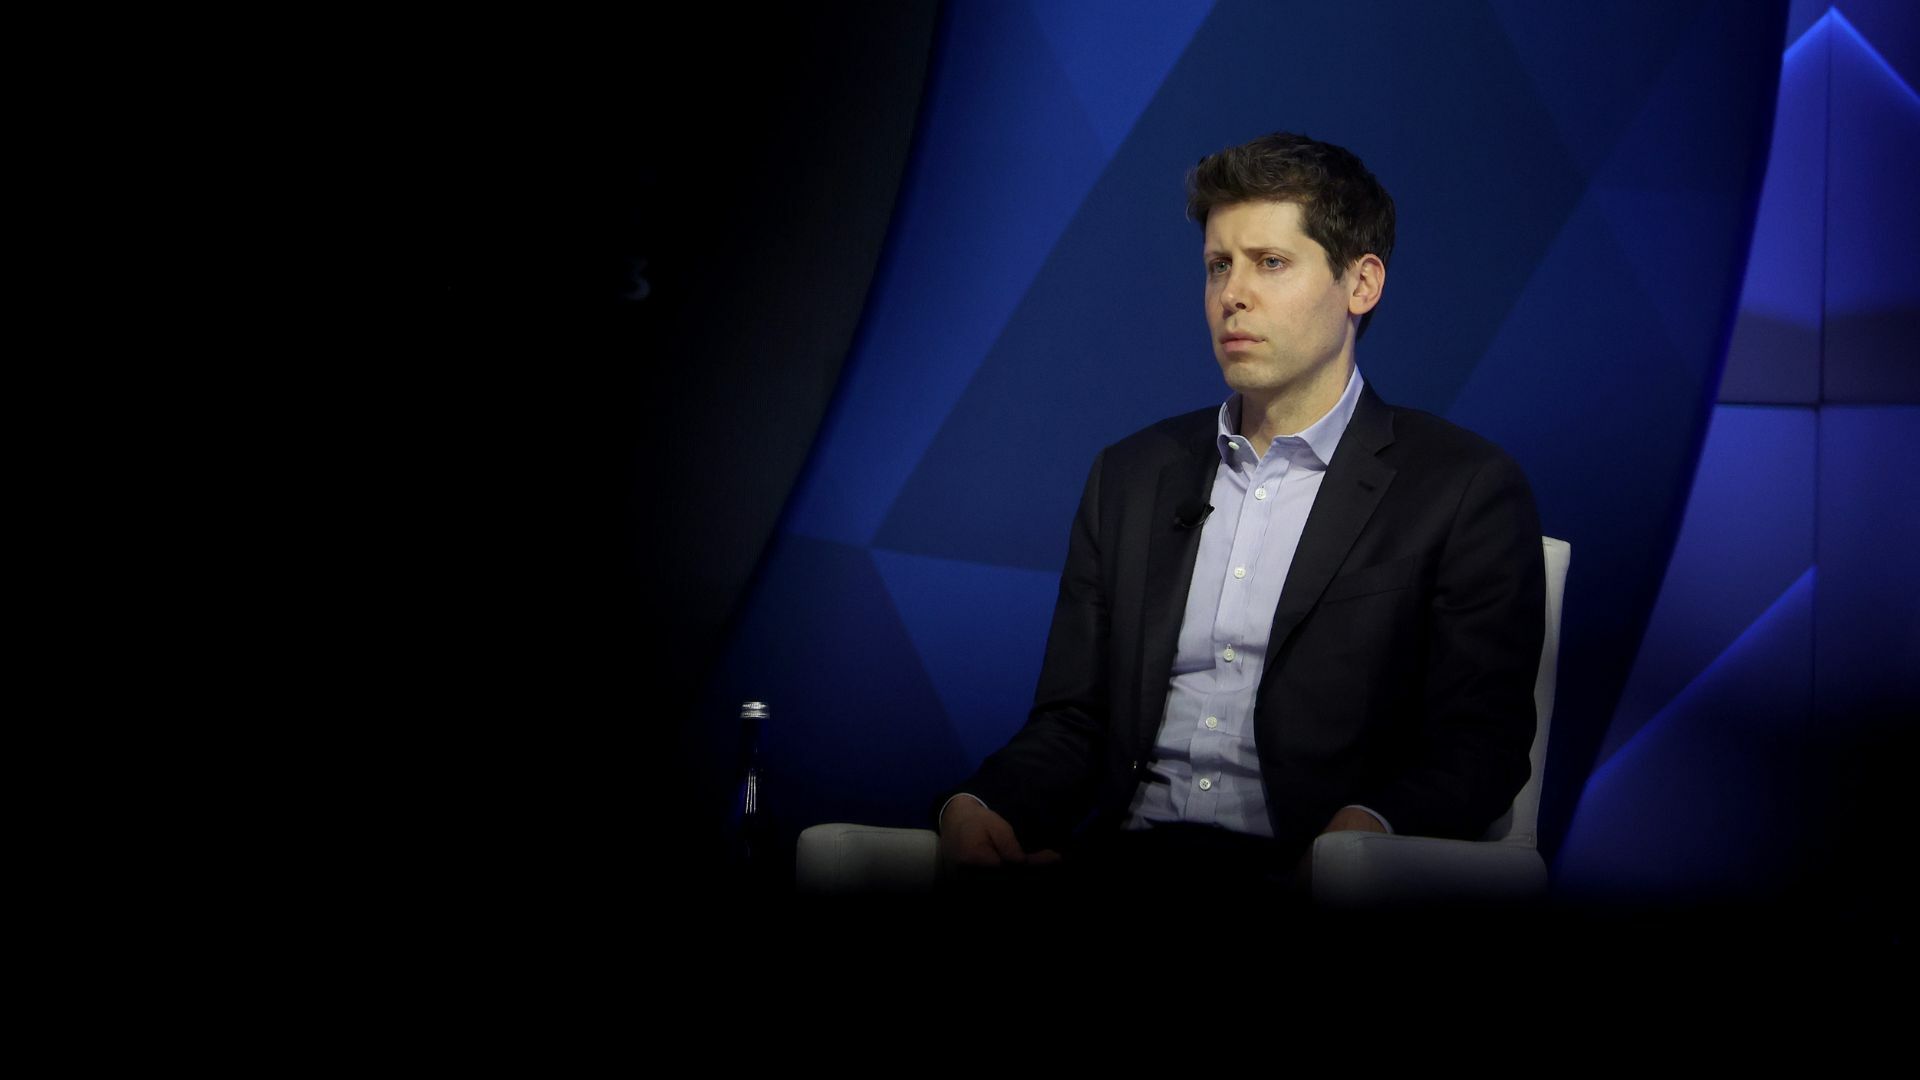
(1120, 366, 1390, 836)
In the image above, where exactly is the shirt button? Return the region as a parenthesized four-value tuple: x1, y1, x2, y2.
(1254, 487, 1268, 500)
(1198, 778, 1213, 791)
(1205, 716, 1219, 729)
(1232, 566, 1246, 579)
(1223, 646, 1236, 662)
(1228, 441, 1239, 451)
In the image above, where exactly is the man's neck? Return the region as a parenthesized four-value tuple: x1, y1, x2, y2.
(1239, 357, 1355, 449)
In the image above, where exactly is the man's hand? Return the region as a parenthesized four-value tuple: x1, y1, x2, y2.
(1290, 806, 1391, 890)
(937, 796, 1062, 874)
(1320, 806, 1389, 835)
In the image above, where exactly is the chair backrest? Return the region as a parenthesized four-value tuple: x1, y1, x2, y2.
(1478, 536, 1569, 847)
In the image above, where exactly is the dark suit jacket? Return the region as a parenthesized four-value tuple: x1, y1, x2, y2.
(934, 383, 1546, 860)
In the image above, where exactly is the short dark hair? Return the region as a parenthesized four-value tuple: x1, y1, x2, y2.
(1186, 131, 1396, 339)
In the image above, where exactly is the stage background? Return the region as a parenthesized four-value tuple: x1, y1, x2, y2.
(432, 0, 1913, 925)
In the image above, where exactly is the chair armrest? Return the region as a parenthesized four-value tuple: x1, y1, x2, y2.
(1309, 832, 1547, 909)
(796, 822, 1549, 907)
(796, 824, 940, 894)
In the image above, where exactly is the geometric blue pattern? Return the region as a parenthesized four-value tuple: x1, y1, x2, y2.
(1558, 568, 1817, 905)
(1596, 406, 1818, 764)
(781, 2, 1215, 550)
(1721, 16, 1831, 403)
(1560, 4, 1920, 906)
(1825, 9, 1920, 401)
(1030, 0, 1215, 155)
(869, 549, 1059, 765)
(1816, 406, 1920, 720)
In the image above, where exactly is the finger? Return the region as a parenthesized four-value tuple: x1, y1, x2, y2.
(985, 822, 1028, 864)
(947, 819, 1014, 867)
(956, 843, 1006, 868)
(945, 829, 1003, 868)
(1026, 848, 1062, 865)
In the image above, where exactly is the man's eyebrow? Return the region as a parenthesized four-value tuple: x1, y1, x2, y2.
(1203, 245, 1295, 259)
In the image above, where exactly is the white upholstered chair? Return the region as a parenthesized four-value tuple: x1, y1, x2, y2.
(797, 537, 1570, 908)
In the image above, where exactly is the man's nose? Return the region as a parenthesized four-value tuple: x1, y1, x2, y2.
(1221, 272, 1250, 311)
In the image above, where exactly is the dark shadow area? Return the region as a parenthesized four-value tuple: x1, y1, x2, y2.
(391, 6, 940, 914)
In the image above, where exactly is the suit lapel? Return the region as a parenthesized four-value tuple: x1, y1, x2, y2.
(1135, 419, 1218, 754)
(1264, 384, 1398, 662)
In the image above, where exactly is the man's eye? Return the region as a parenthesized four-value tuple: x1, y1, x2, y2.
(1208, 260, 1228, 274)
(1262, 256, 1284, 268)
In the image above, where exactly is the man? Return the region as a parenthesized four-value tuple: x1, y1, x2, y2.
(932, 131, 1545, 899)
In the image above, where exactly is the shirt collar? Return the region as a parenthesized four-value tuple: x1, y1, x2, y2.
(1217, 365, 1365, 469)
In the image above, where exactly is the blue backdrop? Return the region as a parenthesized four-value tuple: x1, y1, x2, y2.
(1556, 2, 1918, 914)
(702, 0, 1916, 915)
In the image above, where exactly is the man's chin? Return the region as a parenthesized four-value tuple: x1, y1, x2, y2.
(1218, 367, 1289, 398)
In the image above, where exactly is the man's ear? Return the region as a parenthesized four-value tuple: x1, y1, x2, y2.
(1346, 253, 1386, 317)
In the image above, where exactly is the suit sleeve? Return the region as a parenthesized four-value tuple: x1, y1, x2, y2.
(928, 451, 1111, 850)
(1351, 452, 1546, 841)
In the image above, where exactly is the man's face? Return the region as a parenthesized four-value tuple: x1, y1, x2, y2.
(1203, 199, 1358, 404)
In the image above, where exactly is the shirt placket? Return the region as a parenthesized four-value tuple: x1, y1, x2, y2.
(1189, 443, 1287, 822)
